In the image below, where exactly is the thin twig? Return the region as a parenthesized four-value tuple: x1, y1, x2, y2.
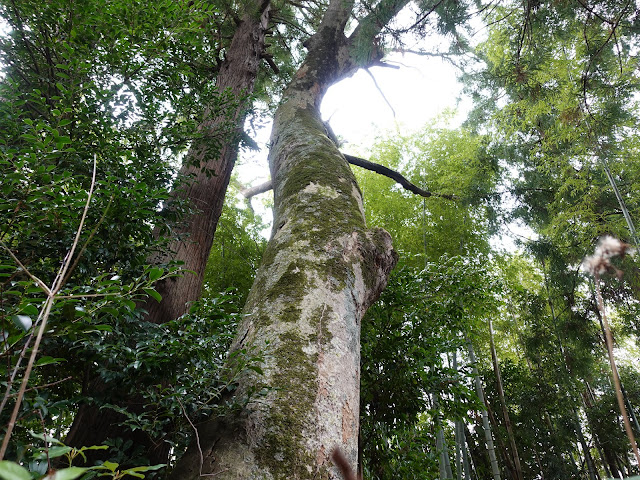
(17, 376, 73, 395)
(53, 154, 98, 294)
(176, 396, 224, 477)
(0, 240, 51, 295)
(0, 295, 55, 459)
(364, 68, 396, 120)
(61, 194, 114, 286)
(176, 395, 205, 474)
(0, 301, 48, 417)
(36, 409, 52, 472)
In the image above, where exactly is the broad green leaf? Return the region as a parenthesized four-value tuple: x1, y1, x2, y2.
(43, 467, 88, 480)
(99, 462, 118, 472)
(0, 461, 31, 480)
(29, 431, 64, 445)
(120, 464, 166, 479)
(78, 446, 108, 452)
(143, 288, 161, 302)
(35, 356, 66, 367)
(148, 268, 163, 282)
(12, 315, 32, 331)
(36, 446, 72, 460)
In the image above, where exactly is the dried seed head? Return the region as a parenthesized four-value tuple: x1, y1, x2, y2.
(583, 235, 634, 277)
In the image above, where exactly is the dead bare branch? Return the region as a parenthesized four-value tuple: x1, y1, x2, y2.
(240, 154, 457, 201)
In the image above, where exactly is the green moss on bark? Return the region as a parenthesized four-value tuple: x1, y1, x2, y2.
(256, 330, 325, 479)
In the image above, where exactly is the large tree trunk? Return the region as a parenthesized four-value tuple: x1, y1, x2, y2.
(169, 0, 401, 477)
(145, 0, 271, 324)
(65, 1, 271, 462)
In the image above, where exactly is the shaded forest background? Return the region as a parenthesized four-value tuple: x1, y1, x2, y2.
(1, 0, 640, 479)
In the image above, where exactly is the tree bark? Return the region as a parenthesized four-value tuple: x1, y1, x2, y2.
(435, 394, 453, 480)
(145, 0, 272, 324)
(486, 402, 516, 480)
(573, 408, 599, 480)
(464, 422, 483, 479)
(65, 1, 271, 462)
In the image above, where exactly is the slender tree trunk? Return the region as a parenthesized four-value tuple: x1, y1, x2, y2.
(466, 338, 501, 480)
(65, 2, 271, 462)
(455, 423, 462, 480)
(486, 402, 520, 480)
(595, 443, 612, 479)
(573, 408, 599, 480)
(462, 427, 472, 480)
(488, 318, 524, 480)
(435, 394, 453, 480)
(452, 351, 468, 480)
(621, 382, 640, 435)
(465, 421, 485, 479)
(168, 0, 402, 476)
(531, 442, 545, 480)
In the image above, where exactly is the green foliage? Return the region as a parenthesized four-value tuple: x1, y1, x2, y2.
(3, 0, 640, 477)
(0, 431, 165, 479)
(360, 257, 499, 479)
(0, 0, 265, 469)
(354, 121, 503, 478)
(75, 291, 263, 456)
(467, 0, 640, 251)
(203, 180, 268, 303)
(461, 5, 640, 476)
(355, 115, 498, 265)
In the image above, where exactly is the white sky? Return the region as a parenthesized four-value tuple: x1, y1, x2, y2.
(237, 52, 470, 186)
(322, 52, 470, 147)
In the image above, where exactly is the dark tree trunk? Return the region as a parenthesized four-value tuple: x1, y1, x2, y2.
(144, 0, 271, 324)
(65, 2, 271, 463)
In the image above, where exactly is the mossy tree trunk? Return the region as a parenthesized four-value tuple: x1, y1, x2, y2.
(169, 0, 408, 478)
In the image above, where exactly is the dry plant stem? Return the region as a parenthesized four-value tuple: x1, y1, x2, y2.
(0, 308, 44, 416)
(0, 156, 98, 460)
(594, 273, 640, 468)
(176, 396, 205, 477)
(0, 242, 51, 295)
(0, 296, 55, 459)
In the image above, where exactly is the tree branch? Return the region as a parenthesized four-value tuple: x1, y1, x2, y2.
(242, 180, 273, 199)
(364, 68, 396, 120)
(343, 154, 456, 200)
(240, 154, 456, 201)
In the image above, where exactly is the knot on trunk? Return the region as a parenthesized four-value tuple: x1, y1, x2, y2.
(343, 228, 397, 314)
